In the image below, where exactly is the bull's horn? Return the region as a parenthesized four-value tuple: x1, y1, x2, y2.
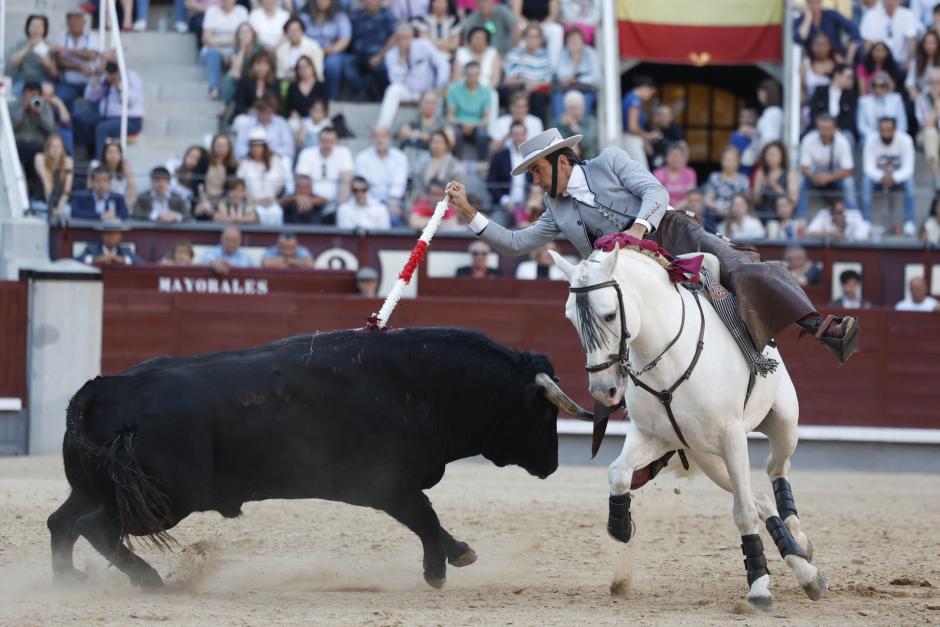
(535, 373, 593, 422)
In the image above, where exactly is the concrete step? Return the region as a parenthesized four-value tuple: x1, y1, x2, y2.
(142, 98, 219, 117)
(144, 81, 213, 101)
(331, 102, 382, 137)
(123, 32, 198, 66)
(136, 64, 206, 83)
(143, 113, 217, 137)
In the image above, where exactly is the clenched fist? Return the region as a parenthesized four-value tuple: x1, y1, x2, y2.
(444, 181, 476, 221)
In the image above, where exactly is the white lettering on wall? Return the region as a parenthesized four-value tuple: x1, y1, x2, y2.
(156, 276, 270, 296)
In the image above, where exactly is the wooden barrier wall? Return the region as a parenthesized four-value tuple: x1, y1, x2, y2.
(52, 223, 940, 307)
(0, 281, 28, 402)
(97, 266, 940, 430)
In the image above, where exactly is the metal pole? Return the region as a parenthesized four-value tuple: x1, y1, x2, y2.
(0, 0, 7, 73)
(600, 0, 622, 148)
(782, 0, 800, 168)
(105, 0, 129, 152)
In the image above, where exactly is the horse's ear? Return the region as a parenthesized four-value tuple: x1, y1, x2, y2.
(548, 250, 576, 281)
(599, 243, 620, 277)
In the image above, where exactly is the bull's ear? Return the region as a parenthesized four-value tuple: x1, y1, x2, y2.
(548, 250, 575, 281)
(599, 243, 620, 277)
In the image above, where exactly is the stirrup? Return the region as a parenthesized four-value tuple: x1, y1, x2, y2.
(816, 316, 860, 364)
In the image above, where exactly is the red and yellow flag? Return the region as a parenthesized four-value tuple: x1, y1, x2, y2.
(618, 0, 783, 65)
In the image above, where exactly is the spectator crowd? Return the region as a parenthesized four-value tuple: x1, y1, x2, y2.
(11, 0, 604, 236)
(7, 0, 940, 308)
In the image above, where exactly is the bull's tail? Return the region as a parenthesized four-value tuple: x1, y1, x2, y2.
(100, 429, 177, 552)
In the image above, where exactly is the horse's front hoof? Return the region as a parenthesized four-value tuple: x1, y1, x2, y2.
(746, 594, 774, 613)
(608, 493, 634, 543)
(802, 572, 828, 601)
(450, 548, 477, 567)
(424, 573, 446, 589)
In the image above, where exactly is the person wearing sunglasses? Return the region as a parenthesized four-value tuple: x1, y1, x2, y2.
(857, 70, 908, 143)
(335, 176, 391, 230)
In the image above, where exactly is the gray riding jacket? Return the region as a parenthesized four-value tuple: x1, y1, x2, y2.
(477, 146, 669, 258)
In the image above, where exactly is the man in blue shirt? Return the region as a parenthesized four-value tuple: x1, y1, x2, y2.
(344, 0, 397, 100)
(70, 167, 129, 221)
(201, 225, 255, 270)
(261, 232, 314, 268)
(793, 0, 862, 63)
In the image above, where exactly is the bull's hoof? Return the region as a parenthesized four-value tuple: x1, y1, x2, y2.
(53, 568, 88, 586)
(133, 568, 165, 590)
(802, 572, 828, 601)
(607, 493, 634, 543)
(450, 548, 477, 568)
(424, 573, 446, 589)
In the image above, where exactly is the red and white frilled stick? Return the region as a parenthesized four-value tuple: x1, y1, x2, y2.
(368, 199, 450, 330)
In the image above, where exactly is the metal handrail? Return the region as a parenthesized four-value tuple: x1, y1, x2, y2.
(98, 0, 130, 153)
(0, 98, 31, 217)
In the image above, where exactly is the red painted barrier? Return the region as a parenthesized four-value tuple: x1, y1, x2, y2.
(0, 282, 28, 402)
(95, 266, 940, 430)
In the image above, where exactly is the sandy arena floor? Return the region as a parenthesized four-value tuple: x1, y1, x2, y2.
(0, 454, 938, 626)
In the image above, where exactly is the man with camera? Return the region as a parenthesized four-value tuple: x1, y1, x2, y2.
(73, 51, 144, 159)
(10, 80, 56, 196)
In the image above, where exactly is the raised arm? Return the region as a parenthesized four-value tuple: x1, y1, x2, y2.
(445, 180, 560, 256)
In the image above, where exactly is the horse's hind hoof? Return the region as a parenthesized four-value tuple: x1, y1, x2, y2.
(802, 572, 828, 601)
(450, 548, 477, 567)
(424, 574, 446, 589)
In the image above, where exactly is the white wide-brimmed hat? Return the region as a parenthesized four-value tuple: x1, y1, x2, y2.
(510, 128, 583, 176)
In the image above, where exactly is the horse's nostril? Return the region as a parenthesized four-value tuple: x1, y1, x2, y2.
(608, 387, 617, 399)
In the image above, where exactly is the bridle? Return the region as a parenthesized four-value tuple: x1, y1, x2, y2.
(569, 279, 631, 374)
(569, 276, 706, 449)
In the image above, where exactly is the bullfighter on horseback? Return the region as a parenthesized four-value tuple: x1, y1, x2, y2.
(444, 128, 859, 363)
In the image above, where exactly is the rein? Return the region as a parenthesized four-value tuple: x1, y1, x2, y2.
(570, 276, 706, 449)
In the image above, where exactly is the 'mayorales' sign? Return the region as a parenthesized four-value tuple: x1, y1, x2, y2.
(158, 276, 270, 295)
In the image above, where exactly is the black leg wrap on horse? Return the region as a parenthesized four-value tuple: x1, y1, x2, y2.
(741, 533, 769, 586)
(607, 493, 633, 543)
(765, 515, 809, 560)
(772, 477, 798, 520)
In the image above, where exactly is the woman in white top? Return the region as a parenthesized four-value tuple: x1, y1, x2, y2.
(249, 0, 290, 49)
(237, 130, 288, 225)
(718, 193, 767, 241)
(200, 0, 250, 99)
(413, 0, 462, 58)
(801, 32, 835, 98)
(451, 25, 501, 88)
(907, 30, 940, 101)
(756, 79, 783, 151)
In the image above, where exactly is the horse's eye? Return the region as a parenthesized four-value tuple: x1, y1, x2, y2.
(604, 313, 616, 323)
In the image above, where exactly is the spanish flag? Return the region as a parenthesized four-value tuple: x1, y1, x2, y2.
(618, 0, 783, 65)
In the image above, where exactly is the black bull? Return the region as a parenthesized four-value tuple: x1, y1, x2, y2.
(48, 328, 591, 589)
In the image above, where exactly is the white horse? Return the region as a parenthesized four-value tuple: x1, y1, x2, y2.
(548, 242, 828, 612)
